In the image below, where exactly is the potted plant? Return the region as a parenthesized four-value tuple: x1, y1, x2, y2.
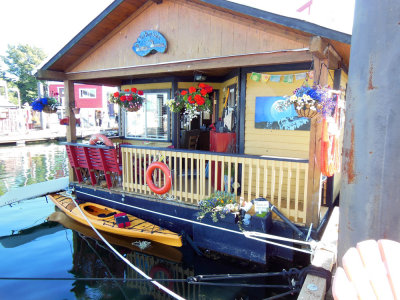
(197, 191, 239, 223)
(166, 83, 213, 122)
(31, 96, 58, 113)
(109, 87, 145, 112)
(286, 83, 335, 118)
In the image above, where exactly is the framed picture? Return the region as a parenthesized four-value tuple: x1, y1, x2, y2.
(255, 96, 310, 130)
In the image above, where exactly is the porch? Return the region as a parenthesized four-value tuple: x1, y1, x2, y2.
(67, 142, 313, 226)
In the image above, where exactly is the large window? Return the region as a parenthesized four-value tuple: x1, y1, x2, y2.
(79, 88, 96, 98)
(125, 92, 169, 140)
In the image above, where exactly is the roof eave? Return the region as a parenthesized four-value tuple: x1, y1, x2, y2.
(198, 0, 352, 44)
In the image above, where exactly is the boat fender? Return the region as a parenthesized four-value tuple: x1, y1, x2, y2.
(89, 134, 114, 146)
(146, 162, 172, 194)
(114, 213, 130, 228)
(149, 264, 174, 289)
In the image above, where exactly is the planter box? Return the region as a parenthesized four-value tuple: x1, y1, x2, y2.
(193, 211, 273, 264)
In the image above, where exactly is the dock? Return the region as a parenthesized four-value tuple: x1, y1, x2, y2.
(0, 128, 101, 146)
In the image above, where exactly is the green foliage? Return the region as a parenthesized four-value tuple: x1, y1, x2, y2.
(198, 191, 238, 222)
(0, 44, 47, 105)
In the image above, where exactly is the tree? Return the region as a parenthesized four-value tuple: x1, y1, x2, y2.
(0, 44, 47, 105)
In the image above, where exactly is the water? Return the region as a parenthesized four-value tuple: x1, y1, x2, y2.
(0, 143, 297, 300)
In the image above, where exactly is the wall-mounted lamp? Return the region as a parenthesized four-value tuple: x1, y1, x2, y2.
(194, 73, 207, 81)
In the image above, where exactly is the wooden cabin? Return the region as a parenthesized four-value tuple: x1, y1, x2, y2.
(37, 0, 351, 263)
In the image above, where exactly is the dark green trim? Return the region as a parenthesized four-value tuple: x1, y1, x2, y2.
(198, 0, 351, 44)
(171, 78, 179, 148)
(238, 68, 246, 154)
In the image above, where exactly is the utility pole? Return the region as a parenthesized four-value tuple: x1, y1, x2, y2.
(338, 0, 400, 261)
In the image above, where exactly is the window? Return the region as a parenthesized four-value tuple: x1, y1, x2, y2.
(79, 88, 96, 99)
(125, 92, 169, 140)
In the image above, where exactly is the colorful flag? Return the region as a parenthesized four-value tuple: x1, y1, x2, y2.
(295, 72, 307, 80)
(250, 72, 261, 82)
(283, 74, 294, 83)
(261, 74, 270, 83)
(269, 75, 281, 82)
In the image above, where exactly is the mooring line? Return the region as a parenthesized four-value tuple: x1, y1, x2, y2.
(69, 196, 186, 300)
(76, 190, 315, 254)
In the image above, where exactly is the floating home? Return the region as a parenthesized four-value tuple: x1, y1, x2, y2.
(37, 0, 351, 264)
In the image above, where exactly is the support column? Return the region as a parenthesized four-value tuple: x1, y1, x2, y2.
(338, 0, 400, 261)
(64, 80, 76, 183)
(306, 40, 329, 227)
(64, 80, 76, 143)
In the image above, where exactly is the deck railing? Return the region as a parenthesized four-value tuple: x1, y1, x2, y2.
(121, 146, 309, 224)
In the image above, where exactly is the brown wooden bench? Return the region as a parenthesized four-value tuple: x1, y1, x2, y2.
(64, 142, 121, 189)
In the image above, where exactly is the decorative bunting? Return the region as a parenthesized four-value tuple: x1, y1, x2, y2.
(295, 72, 307, 80)
(283, 74, 294, 83)
(249, 72, 311, 83)
(250, 72, 261, 82)
(261, 74, 270, 83)
(269, 75, 281, 82)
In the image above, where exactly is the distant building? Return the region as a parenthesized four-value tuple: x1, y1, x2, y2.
(48, 82, 118, 128)
(0, 79, 20, 133)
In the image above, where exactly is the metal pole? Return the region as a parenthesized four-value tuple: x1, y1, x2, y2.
(338, 0, 400, 261)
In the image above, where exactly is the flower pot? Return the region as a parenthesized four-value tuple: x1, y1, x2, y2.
(294, 103, 319, 118)
(127, 106, 141, 112)
(43, 106, 57, 114)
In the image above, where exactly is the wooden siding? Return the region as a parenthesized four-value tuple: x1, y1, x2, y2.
(244, 71, 311, 158)
(121, 146, 309, 224)
(69, 0, 310, 73)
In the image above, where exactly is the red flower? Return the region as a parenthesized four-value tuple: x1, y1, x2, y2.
(188, 95, 195, 104)
(181, 90, 188, 96)
(189, 86, 196, 94)
(131, 87, 137, 93)
(200, 88, 207, 96)
(138, 90, 144, 96)
(194, 94, 205, 105)
(124, 89, 130, 92)
(127, 95, 133, 101)
(205, 86, 213, 93)
(198, 83, 207, 88)
(120, 95, 127, 101)
(114, 92, 120, 97)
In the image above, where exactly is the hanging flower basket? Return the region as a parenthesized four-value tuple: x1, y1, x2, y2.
(166, 83, 213, 123)
(294, 103, 321, 118)
(43, 106, 58, 114)
(31, 97, 58, 114)
(109, 87, 145, 112)
(127, 106, 141, 112)
(284, 84, 336, 119)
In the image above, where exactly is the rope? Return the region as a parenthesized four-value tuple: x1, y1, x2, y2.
(69, 196, 186, 300)
(77, 190, 314, 254)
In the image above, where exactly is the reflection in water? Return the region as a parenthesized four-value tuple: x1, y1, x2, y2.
(0, 144, 297, 299)
(0, 143, 68, 196)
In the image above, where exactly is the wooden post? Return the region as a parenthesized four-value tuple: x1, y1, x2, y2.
(64, 80, 76, 182)
(306, 36, 329, 227)
(64, 80, 76, 143)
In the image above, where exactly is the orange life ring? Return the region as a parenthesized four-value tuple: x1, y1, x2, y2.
(321, 118, 340, 177)
(146, 161, 171, 194)
(149, 264, 173, 290)
(89, 134, 114, 146)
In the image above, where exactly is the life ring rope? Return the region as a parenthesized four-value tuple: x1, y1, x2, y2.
(146, 161, 172, 195)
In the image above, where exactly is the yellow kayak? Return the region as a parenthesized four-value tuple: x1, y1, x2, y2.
(48, 193, 182, 247)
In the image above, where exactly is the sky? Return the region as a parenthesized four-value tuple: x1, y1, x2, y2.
(0, 0, 355, 64)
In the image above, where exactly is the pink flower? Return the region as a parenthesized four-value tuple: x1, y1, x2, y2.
(127, 95, 133, 101)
